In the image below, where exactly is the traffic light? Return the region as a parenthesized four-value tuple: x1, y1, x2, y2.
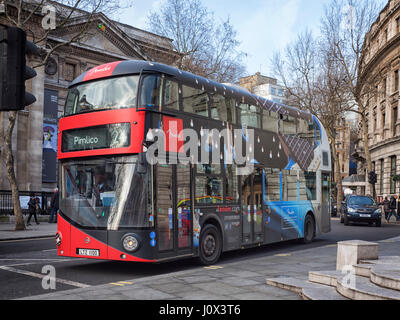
(0, 25, 39, 111)
(368, 171, 377, 185)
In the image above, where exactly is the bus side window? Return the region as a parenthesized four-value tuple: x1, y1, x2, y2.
(240, 104, 261, 129)
(282, 170, 298, 201)
(298, 118, 315, 145)
(299, 171, 317, 201)
(226, 98, 236, 124)
(164, 79, 179, 111)
(225, 164, 239, 203)
(280, 115, 297, 136)
(262, 110, 278, 133)
(210, 94, 227, 121)
(140, 74, 161, 107)
(265, 168, 280, 201)
(182, 84, 209, 117)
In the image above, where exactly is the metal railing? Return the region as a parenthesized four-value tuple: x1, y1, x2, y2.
(0, 190, 53, 215)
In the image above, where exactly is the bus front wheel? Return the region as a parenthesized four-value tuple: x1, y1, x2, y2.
(198, 224, 222, 266)
(302, 215, 315, 244)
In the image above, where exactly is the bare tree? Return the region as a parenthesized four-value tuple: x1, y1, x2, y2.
(272, 30, 353, 212)
(321, 0, 384, 198)
(0, 0, 131, 230)
(147, 0, 246, 83)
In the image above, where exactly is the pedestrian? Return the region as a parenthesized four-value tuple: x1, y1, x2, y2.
(49, 187, 59, 223)
(27, 193, 40, 226)
(388, 195, 399, 223)
(379, 196, 391, 223)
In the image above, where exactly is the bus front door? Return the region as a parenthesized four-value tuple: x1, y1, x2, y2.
(241, 169, 263, 245)
(156, 164, 192, 260)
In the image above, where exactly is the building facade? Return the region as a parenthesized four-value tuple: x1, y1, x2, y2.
(238, 73, 288, 105)
(0, 3, 178, 193)
(335, 118, 351, 181)
(357, 0, 400, 198)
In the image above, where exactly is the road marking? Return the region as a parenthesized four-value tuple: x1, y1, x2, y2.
(324, 244, 337, 248)
(0, 259, 69, 261)
(274, 253, 291, 257)
(204, 265, 223, 270)
(0, 237, 54, 243)
(110, 282, 125, 286)
(118, 281, 133, 285)
(0, 265, 90, 288)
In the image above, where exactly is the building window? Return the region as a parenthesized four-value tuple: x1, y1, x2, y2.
(64, 63, 76, 82)
(380, 159, 385, 194)
(393, 107, 398, 135)
(391, 156, 397, 194)
(395, 70, 399, 92)
(396, 16, 400, 33)
(383, 78, 387, 98)
(270, 87, 276, 96)
(382, 112, 386, 130)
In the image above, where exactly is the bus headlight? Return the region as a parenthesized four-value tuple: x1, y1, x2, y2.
(122, 234, 139, 252)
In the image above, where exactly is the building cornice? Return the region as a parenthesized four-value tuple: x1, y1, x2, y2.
(47, 37, 132, 62)
(370, 135, 400, 153)
(359, 33, 400, 90)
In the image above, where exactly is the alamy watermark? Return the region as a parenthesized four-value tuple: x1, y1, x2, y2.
(41, 5, 56, 30)
(144, 126, 255, 175)
(341, 265, 356, 289)
(341, 4, 356, 32)
(41, 265, 56, 290)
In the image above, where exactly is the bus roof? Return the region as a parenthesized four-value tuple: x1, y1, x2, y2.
(70, 60, 313, 121)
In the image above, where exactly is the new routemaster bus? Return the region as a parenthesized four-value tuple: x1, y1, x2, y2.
(55, 60, 331, 265)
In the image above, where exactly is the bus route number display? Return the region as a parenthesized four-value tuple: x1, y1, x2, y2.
(62, 123, 131, 152)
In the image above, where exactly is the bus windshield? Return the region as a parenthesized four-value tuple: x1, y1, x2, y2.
(64, 76, 139, 115)
(59, 156, 153, 229)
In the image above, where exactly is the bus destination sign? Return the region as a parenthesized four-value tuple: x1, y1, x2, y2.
(62, 123, 131, 152)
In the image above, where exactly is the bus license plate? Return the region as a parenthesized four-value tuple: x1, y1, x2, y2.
(360, 214, 371, 218)
(77, 249, 100, 257)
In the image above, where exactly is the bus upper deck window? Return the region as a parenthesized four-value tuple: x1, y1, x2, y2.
(182, 85, 209, 117)
(140, 74, 161, 108)
(164, 79, 179, 110)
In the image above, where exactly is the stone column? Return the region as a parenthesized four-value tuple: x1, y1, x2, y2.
(26, 64, 45, 192)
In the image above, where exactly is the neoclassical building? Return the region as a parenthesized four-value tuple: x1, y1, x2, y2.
(357, 0, 400, 198)
(0, 3, 178, 193)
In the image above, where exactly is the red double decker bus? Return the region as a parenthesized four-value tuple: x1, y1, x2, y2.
(56, 60, 331, 265)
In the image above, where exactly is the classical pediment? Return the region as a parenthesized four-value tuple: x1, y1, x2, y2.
(48, 13, 149, 61)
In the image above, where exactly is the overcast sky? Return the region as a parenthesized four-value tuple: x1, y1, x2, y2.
(117, 0, 383, 78)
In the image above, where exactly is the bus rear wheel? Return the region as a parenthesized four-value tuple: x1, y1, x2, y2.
(198, 224, 222, 266)
(302, 215, 315, 244)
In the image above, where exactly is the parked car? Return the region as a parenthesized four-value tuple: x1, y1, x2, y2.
(340, 195, 382, 227)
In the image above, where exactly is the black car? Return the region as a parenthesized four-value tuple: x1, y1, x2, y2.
(340, 195, 382, 227)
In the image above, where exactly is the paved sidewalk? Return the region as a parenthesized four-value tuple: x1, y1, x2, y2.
(18, 236, 400, 301)
(0, 218, 57, 241)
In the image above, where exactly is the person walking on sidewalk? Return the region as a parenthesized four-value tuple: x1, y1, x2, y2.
(388, 196, 399, 223)
(27, 193, 40, 226)
(380, 196, 391, 223)
(49, 187, 59, 223)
